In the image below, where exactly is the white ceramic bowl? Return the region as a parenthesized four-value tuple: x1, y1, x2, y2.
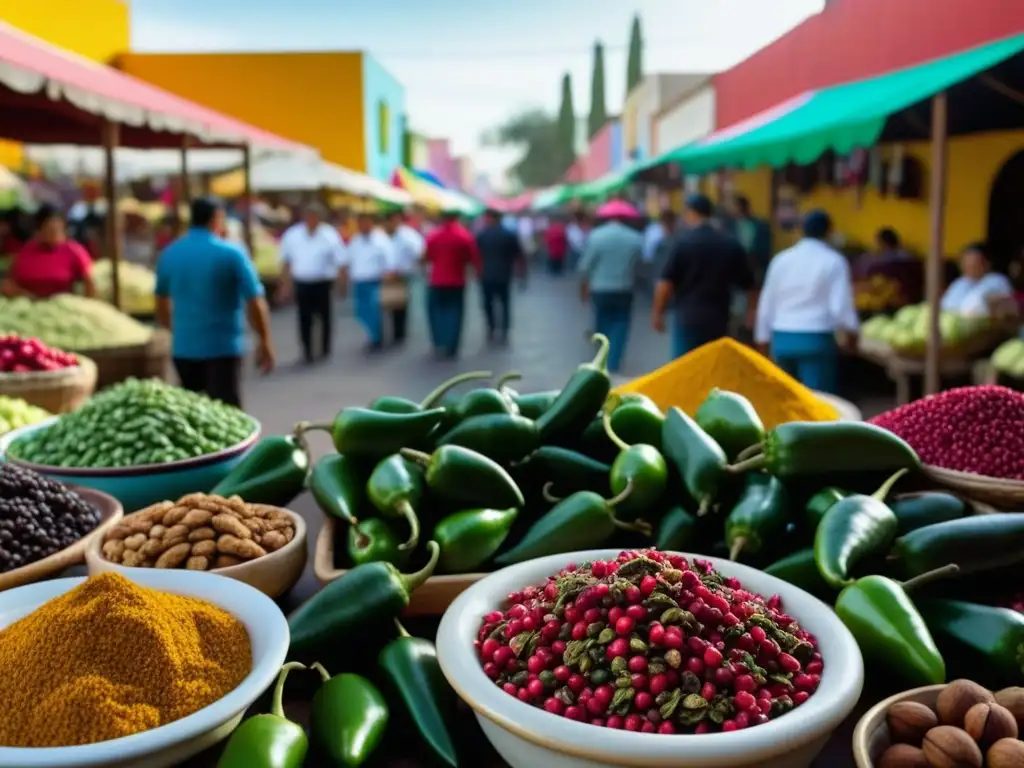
(0, 570, 289, 767)
(436, 550, 864, 768)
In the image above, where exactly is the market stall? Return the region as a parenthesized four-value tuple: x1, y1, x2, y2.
(392, 167, 483, 215)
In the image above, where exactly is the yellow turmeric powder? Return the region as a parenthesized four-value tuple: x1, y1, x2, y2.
(0, 572, 251, 747)
(616, 338, 839, 428)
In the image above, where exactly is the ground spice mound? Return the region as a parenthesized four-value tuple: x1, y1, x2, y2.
(869, 385, 1024, 479)
(617, 338, 839, 429)
(0, 572, 251, 747)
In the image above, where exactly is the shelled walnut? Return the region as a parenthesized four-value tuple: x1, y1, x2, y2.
(102, 493, 295, 570)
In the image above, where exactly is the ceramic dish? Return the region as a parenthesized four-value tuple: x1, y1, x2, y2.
(0, 569, 289, 768)
(314, 514, 477, 615)
(436, 550, 865, 768)
(0, 417, 261, 511)
(851, 684, 945, 768)
(85, 505, 307, 598)
(0, 487, 123, 593)
(921, 463, 1024, 509)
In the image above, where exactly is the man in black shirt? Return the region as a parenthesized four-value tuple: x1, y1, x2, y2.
(475, 208, 524, 345)
(652, 194, 757, 359)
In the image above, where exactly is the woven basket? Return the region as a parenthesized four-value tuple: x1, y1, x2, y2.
(0, 355, 97, 414)
(921, 463, 1024, 509)
(71, 328, 171, 390)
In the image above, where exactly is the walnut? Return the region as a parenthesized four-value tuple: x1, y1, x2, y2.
(878, 743, 930, 768)
(964, 702, 1017, 749)
(994, 687, 1024, 730)
(922, 725, 983, 768)
(937, 680, 994, 727)
(988, 738, 1024, 768)
(887, 701, 938, 746)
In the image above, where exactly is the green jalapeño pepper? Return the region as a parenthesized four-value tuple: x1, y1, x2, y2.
(309, 453, 365, 526)
(891, 512, 1024, 578)
(917, 599, 1024, 689)
(764, 549, 833, 600)
(437, 413, 539, 464)
(834, 565, 959, 686)
(603, 401, 667, 518)
(401, 446, 524, 509)
(311, 664, 389, 767)
(725, 473, 791, 561)
(451, 371, 522, 421)
(535, 333, 612, 444)
(695, 389, 765, 462)
(512, 390, 560, 420)
(889, 492, 966, 535)
(662, 407, 728, 516)
(369, 370, 492, 413)
(301, 408, 447, 459)
(367, 454, 424, 551)
(210, 429, 311, 507)
(217, 662, 307, 768)
(604, 393, 665, 450)
(495, 485, 651, 565)
(727, 421, 920, 477)
(814, 470, 906, 588)
(803, 487, 847, 530)
(379, 622, 459, 768)
(433, 507, 518, 573)
(348, 518, 410, 567)
(655, 505, 701, 551)
(289, 541, 439, 655)
(516, 446, 611, 496)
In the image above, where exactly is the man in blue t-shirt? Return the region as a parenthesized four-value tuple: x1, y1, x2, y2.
(155, 197, 275, 407)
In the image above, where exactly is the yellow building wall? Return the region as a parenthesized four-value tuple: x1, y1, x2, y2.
(117, 52, 366, 171)
(0, 0, 131, 168)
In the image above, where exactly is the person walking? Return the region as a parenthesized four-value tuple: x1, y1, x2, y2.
(476, 208, 523, 346)
(544, 215, 569, 275)
(652, 194, 757, 358)
(755, 210, 860, 393)
(424, 208, 481, 359)
(155, 197, 275, 408)
(578, 210, 644, 373)
(278, 205, 345, 365)
(342, 212, 398, 354)
(382, 208, 425, 346)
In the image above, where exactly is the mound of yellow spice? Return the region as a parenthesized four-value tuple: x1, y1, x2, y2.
(616, 337, 839, 429)
(0, 572, 251, 747)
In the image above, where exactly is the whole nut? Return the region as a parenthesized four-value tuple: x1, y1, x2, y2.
(878, 743, 930, 768)
(963, 702, 1018, 749)
(995, 687, 1024, 730)
(937, 680, 995, 727)
(922, 725, 983, 768)
(988, 737, 1024, 768)
(887, 700, 938, 745)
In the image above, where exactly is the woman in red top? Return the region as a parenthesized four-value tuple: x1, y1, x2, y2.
(4, 206, 96, 299)
(544, 216, 569, 275)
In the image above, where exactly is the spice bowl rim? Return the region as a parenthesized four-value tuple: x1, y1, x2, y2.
(0, 569, 290, 766)
(0, 415, 261, 478)
(436, 549, 865, 767)
(850, 684, 944, 768)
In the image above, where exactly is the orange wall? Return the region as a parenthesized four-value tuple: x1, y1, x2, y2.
(117, 52, 366, 170)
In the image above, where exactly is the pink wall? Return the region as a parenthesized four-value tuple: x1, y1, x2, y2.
(425, 138, 459, 188)
(581, 122, 614, 181)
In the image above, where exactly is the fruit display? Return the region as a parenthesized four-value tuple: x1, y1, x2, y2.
(0, 462, 102, 574)
(856, 274, 907, 313)
(992, 337, 1024, 378)
(0, 336, 78, 373)
(91, 260, 157, 316)
(7, 378, 255, 469)
(0, 295, 152, 350)
(0, 395, 51, 436)
(859, 303, 994, 356)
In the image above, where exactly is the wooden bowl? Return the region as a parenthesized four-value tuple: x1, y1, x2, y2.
(85, 505, 307, 599)
(314, 515, 483, 615)
(0, 486, 123, 592)
(851, 684, 944, 768)
(921, 464, 1024, 509)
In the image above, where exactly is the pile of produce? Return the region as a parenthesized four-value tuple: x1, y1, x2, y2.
(0, 336, 78, 373)
(101, 493, 295, 570)
(92, 260, 156, 316)
(478, 549, 822, 733)
(860, 303, 993, 356)
(991, 337, 1024, 378)
(7, 378, 255, 469)
(870, 385, 1024, 479)
(0, 295, 152, 350)
(877, 679, 1024, 767)
(0, 572, 251, 747)
(856, 273, 907, 313)
(0, 395, 50, 436)
(0, 462, 102, 573)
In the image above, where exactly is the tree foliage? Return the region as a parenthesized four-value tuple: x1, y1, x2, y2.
(588, 42, 608, 139)
(556, 72, 577, 174)
(626, 14, 643, 97)
(483, 109, 564, 189)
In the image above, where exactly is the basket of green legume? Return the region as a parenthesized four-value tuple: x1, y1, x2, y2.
(0, 378, 260, 511)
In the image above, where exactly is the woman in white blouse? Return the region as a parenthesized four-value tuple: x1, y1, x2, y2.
(941, 242, 1013, 317)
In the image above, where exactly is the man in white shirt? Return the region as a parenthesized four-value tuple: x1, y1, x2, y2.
(341, 212, 399, 353)
(755, 210, 860, 394)
(279, 205, 346, 365)
(382, 209, 425, 346)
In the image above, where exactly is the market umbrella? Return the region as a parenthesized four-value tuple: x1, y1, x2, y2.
(595, 200, 641, 219)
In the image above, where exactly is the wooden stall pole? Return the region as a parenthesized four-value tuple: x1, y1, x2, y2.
(241, 143, 254, 257)
(101, 118, 123, 311)
(924, 92, 949, 396)
(180, 136, 192, 208)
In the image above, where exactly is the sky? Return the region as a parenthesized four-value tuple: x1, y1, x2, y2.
(130, 0, 826, 183)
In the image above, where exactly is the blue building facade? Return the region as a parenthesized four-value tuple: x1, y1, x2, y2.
(361, 54, 406, 182)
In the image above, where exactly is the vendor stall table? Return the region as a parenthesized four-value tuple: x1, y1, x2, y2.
(858, 345, 975, 405)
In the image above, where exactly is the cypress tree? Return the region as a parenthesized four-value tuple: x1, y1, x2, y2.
(588, 41, 608, 138)
(626, 14, 643, 96)
(556, 72, 576, 173)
